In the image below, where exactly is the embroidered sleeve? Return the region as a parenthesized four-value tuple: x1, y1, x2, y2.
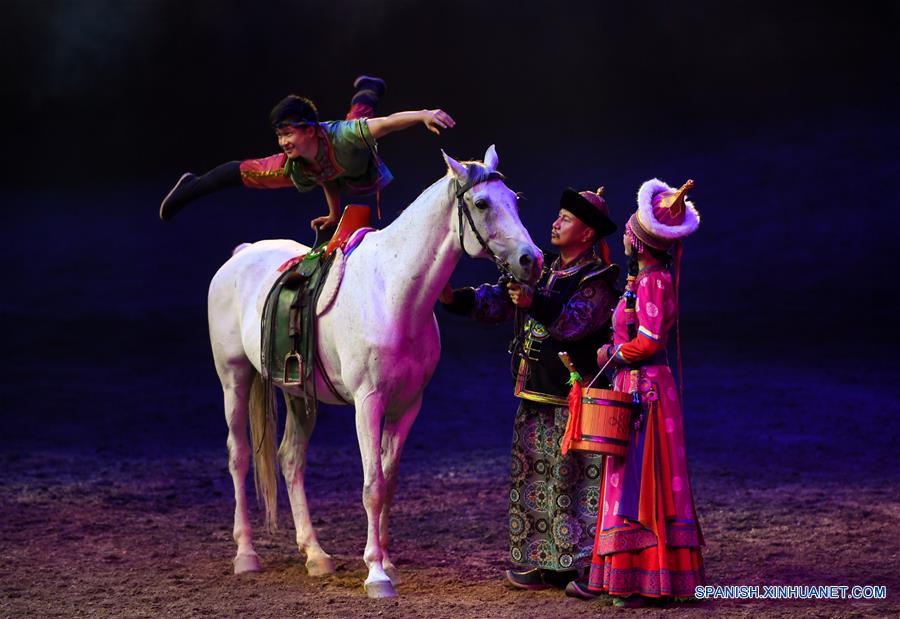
(442, 280, 515, 324)
(546, 278, 617, 341)
(471, 281, 516, 323)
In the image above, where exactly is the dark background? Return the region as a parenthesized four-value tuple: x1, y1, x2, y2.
(3, 1, 899, 464)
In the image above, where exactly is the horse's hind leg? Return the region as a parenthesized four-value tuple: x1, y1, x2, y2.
(221, 362, 263, 574)
(379, 396, 423, 586)
(279, 394, 334, 576)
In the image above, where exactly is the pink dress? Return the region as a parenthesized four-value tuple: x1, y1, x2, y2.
(587, 265, 705, 598)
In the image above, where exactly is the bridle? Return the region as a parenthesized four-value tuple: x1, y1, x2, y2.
(455, 165, 518, 282)
(454, 165, 534, 374)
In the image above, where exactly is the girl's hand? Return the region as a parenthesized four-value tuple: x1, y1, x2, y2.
(597, 344, 614, 367)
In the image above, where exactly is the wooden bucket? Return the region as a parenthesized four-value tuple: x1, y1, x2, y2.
(570, 387, 637, 458)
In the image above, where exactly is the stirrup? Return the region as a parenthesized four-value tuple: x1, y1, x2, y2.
(283, 352, 304, 385)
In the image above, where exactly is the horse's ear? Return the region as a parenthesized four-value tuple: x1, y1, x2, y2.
(484, 144, 499, 171)
(442, 149, 468, 181)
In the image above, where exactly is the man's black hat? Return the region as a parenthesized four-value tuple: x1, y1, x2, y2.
(559, 187, 617, 237)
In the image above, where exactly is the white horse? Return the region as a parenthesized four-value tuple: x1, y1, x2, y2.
(207, 146, 541, 597)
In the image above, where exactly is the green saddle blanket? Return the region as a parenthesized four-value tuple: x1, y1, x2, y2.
(260, 247, 336, 387)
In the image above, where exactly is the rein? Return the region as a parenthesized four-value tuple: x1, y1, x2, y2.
(455, 167, 518, 282)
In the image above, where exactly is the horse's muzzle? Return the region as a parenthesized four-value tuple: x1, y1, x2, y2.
(515, 247, 543, 284)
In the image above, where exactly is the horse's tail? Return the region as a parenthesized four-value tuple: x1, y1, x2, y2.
(248, 372, 279, 531)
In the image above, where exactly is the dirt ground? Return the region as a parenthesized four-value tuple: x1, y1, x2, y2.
(1, 442, 897, 618)
(2, 284, 898, 618)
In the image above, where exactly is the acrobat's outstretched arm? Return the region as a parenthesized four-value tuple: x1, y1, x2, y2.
(367, 109, 456, 138)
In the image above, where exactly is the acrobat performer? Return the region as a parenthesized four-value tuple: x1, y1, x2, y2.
(159, 75, 455, 230)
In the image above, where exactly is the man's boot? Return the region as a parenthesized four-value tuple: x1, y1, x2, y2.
(565, 578, 602, 600)
(159, 160, 242, 222)
(505, 568, 551, 590)
(505, 567, 579, 590)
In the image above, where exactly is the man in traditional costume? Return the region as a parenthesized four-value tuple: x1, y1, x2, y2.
(565, 179, 705, 607)
(440, 188, 619, 589)
(159, 76, 455, 230)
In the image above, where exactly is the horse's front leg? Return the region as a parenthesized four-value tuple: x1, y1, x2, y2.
(354, 389, 396, 598)
(221, 366, 262, 574)
(279, 394, 334, 576)
(379, 396, 423, 586)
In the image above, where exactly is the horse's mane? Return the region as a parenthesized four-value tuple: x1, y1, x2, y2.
(458, 160, 495, 184)
(394, 160, 496, 218)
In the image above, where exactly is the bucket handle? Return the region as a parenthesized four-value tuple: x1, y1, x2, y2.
(587, 346, 618, 389)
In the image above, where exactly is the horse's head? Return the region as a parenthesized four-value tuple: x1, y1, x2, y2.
(443, 145, 543, 284)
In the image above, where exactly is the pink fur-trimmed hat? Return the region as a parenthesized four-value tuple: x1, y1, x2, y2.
(627, 178, 700, 251)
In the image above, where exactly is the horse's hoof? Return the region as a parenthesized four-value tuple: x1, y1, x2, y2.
(384, 565, 401, 586)
(306, 556, 336, 577)
(233, 552, 262, 574)
(364, 580, 397, 598)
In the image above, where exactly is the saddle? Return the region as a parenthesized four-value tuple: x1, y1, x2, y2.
(260, 205, 373, 394)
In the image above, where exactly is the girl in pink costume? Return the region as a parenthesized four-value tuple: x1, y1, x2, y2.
(570, 178, 704, 608)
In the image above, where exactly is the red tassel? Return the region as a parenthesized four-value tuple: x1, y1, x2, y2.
(561, 380, 583, 455)
(598, 239, 611, 265)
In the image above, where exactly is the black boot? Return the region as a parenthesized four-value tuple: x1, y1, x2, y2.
(352, 75, 387, 97)
(505, 568, 550, 590)
(565, 578, 602, 600)
(159, 160, 242, 222)
(541, 568, 580, 589)
(351, 75, 387, 110)
(505, 567, 579, 590)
